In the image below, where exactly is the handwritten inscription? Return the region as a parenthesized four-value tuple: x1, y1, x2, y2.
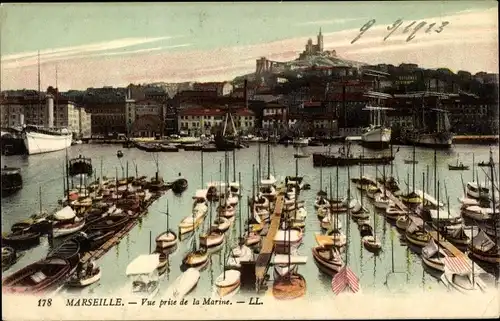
(351, 19, 449, 44)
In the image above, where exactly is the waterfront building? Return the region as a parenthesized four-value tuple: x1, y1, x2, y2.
(83, 87, 127, 137)
(1, 88, 91, 137)
(125, 98, 167, 138)
(178, 107, 255, 136)
(192, 82, 233, 97)
(262, 104, 287, 130)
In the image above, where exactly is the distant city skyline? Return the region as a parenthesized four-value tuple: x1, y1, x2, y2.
(0, 2, 498, 90)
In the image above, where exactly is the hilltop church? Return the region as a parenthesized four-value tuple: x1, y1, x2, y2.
(298, 28, 337, 60)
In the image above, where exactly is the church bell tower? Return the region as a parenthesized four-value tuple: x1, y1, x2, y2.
(317, 28, 324, 52)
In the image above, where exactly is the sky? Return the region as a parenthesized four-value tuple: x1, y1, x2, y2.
(0, 1, 498, 90)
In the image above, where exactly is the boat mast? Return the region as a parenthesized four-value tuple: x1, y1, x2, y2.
(257, 140, 261, 180)
(433, 149, 437, 197)
(252, 164, 255, 201)
(166, 200, 170, 232)
(320, 164, 323, 192)
(37, 50, 42, 121)
(201, 148, 204, 188)
(436, 180, 440, 244)
(489, 149, 498, 287)
(412, 144, 416, 193)
(422, 172, 425, 209)
(55, 64, 58, 128)
(232, 148, 236, 183)
(346, 166, 351, 265)
(238, 172, 242, 240)
(267, 142, 271, 180)
(472, 153, 475, 182)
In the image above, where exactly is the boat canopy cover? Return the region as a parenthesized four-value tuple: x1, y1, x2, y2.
(429, 208, 460, 220)
(471, 231, 496, 253)
(193, 189, 208, 199)
(467, 181, 489, 191)
(406, 221, 421, 234)
(54, 206, 76, 220)
(422, 238, 439, 258)
(261, 174, 277, 186)
(415, 190, 444, 207)
(449, 226, 467, 239)
(126, 254, 160, 276)
(215, 269, 241, 287)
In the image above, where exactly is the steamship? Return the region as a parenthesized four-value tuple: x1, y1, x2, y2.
(22, 54, 73, 155)
(23, 125, 72, 155)
(23, 94, 72, 155)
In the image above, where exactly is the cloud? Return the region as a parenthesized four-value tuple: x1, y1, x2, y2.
(1, 7, 497, 90)
(1, 36, 183, 64)
(296, 17, 367, 26)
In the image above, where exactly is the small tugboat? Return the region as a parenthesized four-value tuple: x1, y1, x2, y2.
(1, 166, 23, 196)
(68, 155, 93, 176)
(170, 174, 188, 194)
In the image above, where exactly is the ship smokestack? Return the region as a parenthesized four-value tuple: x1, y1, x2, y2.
(19, 113, 25, 126)
(46, 94, 54, 128)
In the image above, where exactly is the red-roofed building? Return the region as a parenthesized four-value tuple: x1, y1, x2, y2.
(178, 107, 255, 135)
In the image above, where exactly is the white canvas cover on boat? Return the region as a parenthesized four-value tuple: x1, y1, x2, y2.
(422, 238, 439, 258)
(415, 190, 444, 207)
(273, 254, 308, 265)
(274, 229, 301, 242)
(54, 206, 76, 220)
(193, 189, 208, 199)
(429, 208, 460, 220)
(472, 231, 496, 253)
(126, 254, 160, 276)
(406, 221, 420, 234)
(215, 270, 241, 287)
(449, 226, 467, 239)
(261, 174, 277, 186)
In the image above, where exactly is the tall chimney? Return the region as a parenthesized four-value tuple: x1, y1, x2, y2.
(46, 94, 54, 128)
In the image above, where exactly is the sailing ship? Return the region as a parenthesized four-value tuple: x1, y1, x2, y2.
(402, 92, 453, 148)
(23, 53, 72, 155)
(361, 103, 393, 150)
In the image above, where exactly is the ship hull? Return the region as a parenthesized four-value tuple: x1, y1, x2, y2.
(361, 128, 391, 150)
(406, 133, 453, 149)
(23, 130, 72, 155)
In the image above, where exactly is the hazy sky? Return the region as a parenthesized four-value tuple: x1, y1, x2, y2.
(1, 1, 498, 90)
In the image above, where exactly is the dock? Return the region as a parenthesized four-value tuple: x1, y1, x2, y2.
(376, 181, 475, 273)
(254, 192, 284, 292)
(80, 196, 160, 264)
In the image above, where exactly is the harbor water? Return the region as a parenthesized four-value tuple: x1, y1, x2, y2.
(1, 143, 499, 298)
